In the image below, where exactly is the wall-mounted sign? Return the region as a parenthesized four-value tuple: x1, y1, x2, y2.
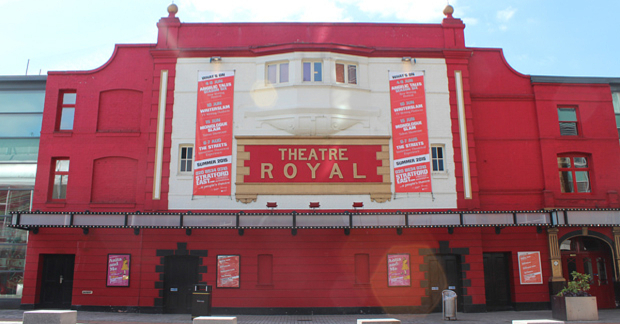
(387, 254, 411, 287)
(243, 144, 383, 183)
(107, 254, 130, 287)
(194, 71, 235, 196)
(217, 255, 240, 288)
(518, 251, 543, 284)
(389, 71, 432, 193)
(235, 137, 392, 203)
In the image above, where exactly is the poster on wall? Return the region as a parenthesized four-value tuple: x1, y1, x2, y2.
(193, 71, 235, 196)
(389, 71, 432, 193)
(107, 254, 130, 287)
(387, 254, 411, 287)
(217, 255, 240, 288)
(518, 251, 543, 284)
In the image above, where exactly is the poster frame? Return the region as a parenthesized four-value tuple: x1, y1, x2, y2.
(217, 254, 241, 289)
(517, 251, 543, 285)
(387, 253, 411, 287)
(106, 253, 131, 287)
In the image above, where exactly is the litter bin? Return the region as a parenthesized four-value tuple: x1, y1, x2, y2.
(442, 289, 457, 321)
(191, 284, 212, 318)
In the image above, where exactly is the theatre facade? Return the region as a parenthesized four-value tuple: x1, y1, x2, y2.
(11, 4, 620, 313)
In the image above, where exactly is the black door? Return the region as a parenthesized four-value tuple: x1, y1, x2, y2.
(40, 254, 75, 309)
(163, 255, 199, 314)
(428, 254, 461, 312)
(483, 252, 513, 311)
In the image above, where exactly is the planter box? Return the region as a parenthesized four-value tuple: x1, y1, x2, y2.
(551, 295, 598, 321)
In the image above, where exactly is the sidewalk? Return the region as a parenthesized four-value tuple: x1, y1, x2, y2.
(0, 309, 619, 324)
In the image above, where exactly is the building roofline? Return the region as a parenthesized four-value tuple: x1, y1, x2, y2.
(0, 75, 47, 81)
(531, 75, 620, 85)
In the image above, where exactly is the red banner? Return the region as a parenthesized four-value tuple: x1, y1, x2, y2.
(389, 71, 432, 192)
(243, 145, 383, 183)
(193, 71, 234, 196)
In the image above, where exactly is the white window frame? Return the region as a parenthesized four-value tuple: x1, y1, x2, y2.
(266, 62, 289, 85)
(179, 145, 194, 174)
(335, 62, 357, 85)
(431, 144, 446, 173)
(302, 61, 323, 82)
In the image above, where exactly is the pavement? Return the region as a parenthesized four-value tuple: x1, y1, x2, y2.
(0, 309, 620, 324)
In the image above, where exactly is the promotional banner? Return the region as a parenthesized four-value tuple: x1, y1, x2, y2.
(387, 254, 411, 287)
(518, 251, 543, 284)
(389, 71, 432, 192)
(194, 71, 234, 196)
(217, 255, 240, 288)
(107, 254, 130, 287)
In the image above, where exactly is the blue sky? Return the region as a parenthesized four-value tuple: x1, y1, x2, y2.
(2, 0, 618, 78)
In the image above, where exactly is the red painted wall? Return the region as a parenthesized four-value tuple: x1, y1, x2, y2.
(24, 227, 517, 310)
(33, 45, 155, 213)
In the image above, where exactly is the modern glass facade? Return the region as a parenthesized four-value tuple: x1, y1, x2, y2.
(0, 76, 45, 304)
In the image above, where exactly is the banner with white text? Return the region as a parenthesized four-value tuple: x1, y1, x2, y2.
(389, 71, 432, 192)
(193, 71, 234, 196)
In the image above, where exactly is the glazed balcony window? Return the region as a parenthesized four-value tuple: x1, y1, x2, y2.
(266, 62, 289, 84)
(335, 63, 357, 84)
(302, 61, 322, 82)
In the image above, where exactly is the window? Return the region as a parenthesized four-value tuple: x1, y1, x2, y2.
(558, 107, 578, 136)
(336, 63, 357, 84)
(612, 92, 620, 139)
(303, 61, 322, 82)
(558, 155, 590, 193)
(431, 145, 445, 172)
(57, 91, 76, 131)
(179, 145, 193, 173)
(51, 159, 69, 199)
(266, 62, 289, 84)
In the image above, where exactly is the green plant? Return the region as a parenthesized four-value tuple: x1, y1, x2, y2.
(557, 271, 592, 297)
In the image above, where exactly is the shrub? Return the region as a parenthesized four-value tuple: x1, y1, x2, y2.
(557, 271, 591, 297)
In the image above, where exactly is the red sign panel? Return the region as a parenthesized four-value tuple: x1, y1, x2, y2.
(389, 71, 432, 192)
(387, 254, 411, 287)
(194, 71, 234, 196)
(518, 251, 543, 284)
(243, 145, 383, 183)
(217, 255, 240, 288)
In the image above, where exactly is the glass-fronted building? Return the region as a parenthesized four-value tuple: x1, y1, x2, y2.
(0, 75, 45, 307)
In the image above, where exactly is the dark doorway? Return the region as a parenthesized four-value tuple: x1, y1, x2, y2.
(40, 254, 75, 309)
(483, 252, 513, 311)
(428, 254, 462, 312)
(163, 255, 199, 314)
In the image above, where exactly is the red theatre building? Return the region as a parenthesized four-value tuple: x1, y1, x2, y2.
(13, 4, 620, 313)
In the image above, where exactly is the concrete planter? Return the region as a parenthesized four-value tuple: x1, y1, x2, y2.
(551, 295, 598, 321)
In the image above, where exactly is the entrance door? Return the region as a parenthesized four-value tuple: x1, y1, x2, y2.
(483, 252, 512, 311)
(560, 236, 616, 309)
(163, 255, 199, 314)
(428, 254, 461, 312)
(40, 254, 75, 308)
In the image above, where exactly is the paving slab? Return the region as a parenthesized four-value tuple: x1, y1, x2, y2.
(0, 309, 619, 324)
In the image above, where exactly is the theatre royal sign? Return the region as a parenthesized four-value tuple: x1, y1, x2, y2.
(235, 137, 392, 203)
